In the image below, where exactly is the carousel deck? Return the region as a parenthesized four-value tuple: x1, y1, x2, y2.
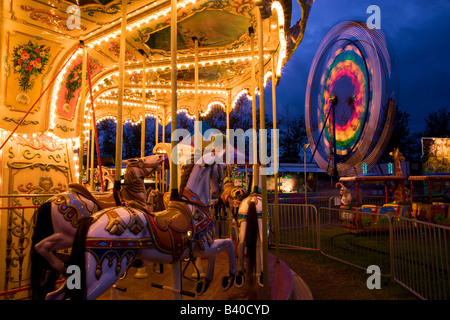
(97, 252, 313, 300)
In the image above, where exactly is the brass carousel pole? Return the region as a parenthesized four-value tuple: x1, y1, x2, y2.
(170, 0, 181, 300)
(226, 90, 231, 132)
(163, 105, 166, 143)
(89, 117, 95, 190)
(194, 37, 201, 163)
(115, 0, 127, 189)
(80, 45, 88, 183)
(135, 51, 149, 280)
(249, 27, 259, 192)
(226, 89, 231, 170)
(257, 7, 269, 299)
(163, 105, 166, 191)
(169, 0, 178, 199)
(155, 96, 159, 190)
(271, 54, 280, 261)
(140, 52, 147, 158)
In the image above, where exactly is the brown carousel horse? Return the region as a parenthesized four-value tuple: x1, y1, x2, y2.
(234, 193, 267, 287)
(42, 158, 236, 300)
(219, 166, 248, 243)
(31, 155, 164, 299)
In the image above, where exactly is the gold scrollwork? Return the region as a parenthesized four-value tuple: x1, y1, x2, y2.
(7, 161, 69, 176)
(8, 146, 15, 159)
(23, 149, 41, 160)
(48, 154, 61, 163)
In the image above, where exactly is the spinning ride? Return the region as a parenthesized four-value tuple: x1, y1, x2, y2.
(305, 21, 398, 178)
(409, 174, 450, 225)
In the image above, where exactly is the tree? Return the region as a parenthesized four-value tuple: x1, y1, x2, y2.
(279, 113, 307, 163)
(422, 108, 450, 138)
(229, 95, 252, 132)
(202, 105, 226, 133)
(97, 119, 116, 156)
(380, 108, 421, 163)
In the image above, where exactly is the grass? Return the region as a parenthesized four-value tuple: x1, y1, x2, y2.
(271, 248, 419, 300)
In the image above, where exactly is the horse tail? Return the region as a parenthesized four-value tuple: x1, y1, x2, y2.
(30, 201, 57, 300)
(245, 201, 258, 284)
(65, 216, 93, 300)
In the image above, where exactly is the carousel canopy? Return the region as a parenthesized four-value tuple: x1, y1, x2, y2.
(0, 0, 312, 145)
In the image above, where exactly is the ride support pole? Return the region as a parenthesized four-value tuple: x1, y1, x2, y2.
(271, 54, 280, 261)
(115, 0, 127, 189)
(249, 27, 259, 192)
(141, 51, 147, 158)
(170, 0, 178, 200)
(257, 7, 269, 299)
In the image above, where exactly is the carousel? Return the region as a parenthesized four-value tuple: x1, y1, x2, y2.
(0, 0, 315, 300)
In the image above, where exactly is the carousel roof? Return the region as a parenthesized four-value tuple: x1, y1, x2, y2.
(0, 0, 313, 143)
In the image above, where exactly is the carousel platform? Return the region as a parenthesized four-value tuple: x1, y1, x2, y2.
(97, 252, 313, 300)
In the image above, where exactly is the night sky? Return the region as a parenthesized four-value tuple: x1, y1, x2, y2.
(267, 0, 450, 134)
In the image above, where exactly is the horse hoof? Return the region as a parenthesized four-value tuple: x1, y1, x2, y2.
(132, 259, 144, 268)
(221, 274, 235, 291)
(258, 273, 264, 287)
(235, 271, 245, 288)
(196, 280, 210, 295)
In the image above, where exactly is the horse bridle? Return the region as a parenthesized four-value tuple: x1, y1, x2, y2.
(127, 158, 162, 179)
(113, 158, 162, 206)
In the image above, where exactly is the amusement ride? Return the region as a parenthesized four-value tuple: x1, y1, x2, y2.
(0, 0, 314, 300)
(0, 0, 448, 302)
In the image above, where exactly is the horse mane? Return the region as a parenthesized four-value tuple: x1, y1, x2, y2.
(178, 164, 195, 196)
(121, 166, 147, 206)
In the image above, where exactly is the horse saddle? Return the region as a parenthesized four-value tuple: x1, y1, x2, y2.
(150, 201, 192, 233)
(145, 201, 194, 260)
(68, 183, 118, 210)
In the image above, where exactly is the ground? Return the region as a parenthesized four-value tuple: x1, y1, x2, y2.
(273, 248, 418, 300)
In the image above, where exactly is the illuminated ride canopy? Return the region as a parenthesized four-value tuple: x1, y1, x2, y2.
(305, 21, 398, 177)
(0, 0, 313, 146)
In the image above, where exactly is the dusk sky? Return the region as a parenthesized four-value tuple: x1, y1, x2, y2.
(268, 0, 450, 135)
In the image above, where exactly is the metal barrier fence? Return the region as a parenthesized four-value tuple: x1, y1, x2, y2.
(266, 203, 450, 300)
(269, 204, 319, 250)
(317, 207, 392, 276)
(391, 217, 450, 300)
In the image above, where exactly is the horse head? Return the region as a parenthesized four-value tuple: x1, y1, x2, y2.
(121, 155, 165, 207)
(179, 155, 225, 207)
(123, 155, 165, 180)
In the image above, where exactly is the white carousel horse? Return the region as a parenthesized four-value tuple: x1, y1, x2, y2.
(234, 193, 269, 288)
(30, 155, 164, 299)
(146, 182, 210, 280)
(44, 160, 236, 300)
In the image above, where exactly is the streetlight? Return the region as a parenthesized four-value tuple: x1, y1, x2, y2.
(303, 143, 310, 204)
